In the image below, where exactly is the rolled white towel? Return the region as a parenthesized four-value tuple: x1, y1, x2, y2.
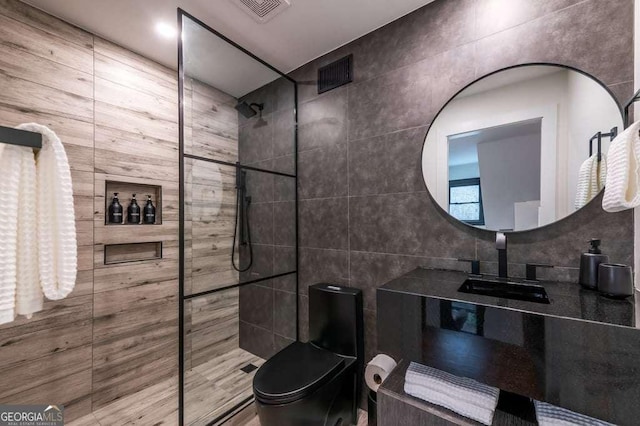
(534, 400, 615, 426)
(575, 154, 607, 210)
(17, 123, 77, 300)
(405, 364, 499, 409)
(404, 362, 499, 425)
(603, 120, 640, 212)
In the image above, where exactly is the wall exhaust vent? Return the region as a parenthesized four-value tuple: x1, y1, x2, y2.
(318, 54, 353, 94)
(230, 0, 291, 23)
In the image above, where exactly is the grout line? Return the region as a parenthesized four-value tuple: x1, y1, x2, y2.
(90, 32, 97, 416)
(239, 319, 273, 334)
(346, 82, 351, 288)
(0, 10, 94, 69)
(471, 0, 592, 45)
(346, 124, 431, 145)
(273, 332, 294, 341)
(298, 246, 349, 253)
(298, 189, 427, 203)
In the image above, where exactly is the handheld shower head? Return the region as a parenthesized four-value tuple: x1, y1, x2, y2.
(235, 101, 264, 118)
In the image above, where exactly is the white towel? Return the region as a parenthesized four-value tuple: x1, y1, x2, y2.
(534, 400, 615, 426)
(17, 123, 77, 300)
(575, 154, 607, 210)
(15, 145, 42, 318)
(404, 362, 499, 425)
(602, 120, 640, 212)
(0, 145, 23, 324)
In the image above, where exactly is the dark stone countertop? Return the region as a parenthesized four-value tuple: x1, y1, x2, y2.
(379, 268, 637, 328)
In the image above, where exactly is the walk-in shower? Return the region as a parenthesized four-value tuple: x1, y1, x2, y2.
(178, 9, 298, 426)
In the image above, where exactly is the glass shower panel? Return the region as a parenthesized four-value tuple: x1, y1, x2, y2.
(185, 165, 296, 296)
(180, 11, 297, 426)
(185, 160, 238, 296)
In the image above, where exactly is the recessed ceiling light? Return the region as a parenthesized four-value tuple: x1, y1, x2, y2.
(156, 22, 177, 39)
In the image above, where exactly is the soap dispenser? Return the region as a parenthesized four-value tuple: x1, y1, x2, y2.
(143, 195, 156, 224)
(579, 239, 609, 289)
(127, 193, 141, 224)
(108, 192, 123, 224)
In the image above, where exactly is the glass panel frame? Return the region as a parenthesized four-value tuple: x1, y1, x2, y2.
(178, 9, 298, 426)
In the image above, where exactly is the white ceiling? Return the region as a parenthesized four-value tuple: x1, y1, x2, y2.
(182, 16, 283, 97)
(23, 0, 434, 75)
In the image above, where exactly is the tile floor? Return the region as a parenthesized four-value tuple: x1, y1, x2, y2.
(68, 348, 263, 426)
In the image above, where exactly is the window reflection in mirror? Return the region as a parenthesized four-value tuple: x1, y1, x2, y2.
(448, 178, 484, 226)
(423, 65, 622, 232)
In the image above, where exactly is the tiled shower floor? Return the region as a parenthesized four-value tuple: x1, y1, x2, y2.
(68, 348, 264, 426)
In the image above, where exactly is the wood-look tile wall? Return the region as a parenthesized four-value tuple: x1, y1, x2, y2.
(0, 0, 180, 421)
(183, 76, 242, 370)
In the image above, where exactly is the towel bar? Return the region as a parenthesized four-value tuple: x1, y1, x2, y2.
(623, 89, 640, 129)
(589, 127, 617, 162)
(0, 125, 42, 149)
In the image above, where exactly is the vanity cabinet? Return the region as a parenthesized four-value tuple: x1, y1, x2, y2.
(377, 268, 639, 425)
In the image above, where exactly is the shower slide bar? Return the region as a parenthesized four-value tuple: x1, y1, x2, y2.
(0, 125, 42, 149)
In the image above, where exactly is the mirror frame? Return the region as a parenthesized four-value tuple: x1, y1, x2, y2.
(420, 62, 624, 234)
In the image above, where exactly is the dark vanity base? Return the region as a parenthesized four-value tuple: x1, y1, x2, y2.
(378, 361, 535, 426)
(377, 268, 640, 425)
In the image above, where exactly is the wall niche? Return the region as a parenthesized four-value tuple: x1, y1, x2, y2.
(104, 241, 163, 265)
(104, 180, 162, 225)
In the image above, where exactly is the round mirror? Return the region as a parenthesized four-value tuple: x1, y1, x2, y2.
(422, 64, 623, 232)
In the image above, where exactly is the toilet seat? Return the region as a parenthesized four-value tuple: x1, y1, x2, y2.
(253, 341, 352, 405)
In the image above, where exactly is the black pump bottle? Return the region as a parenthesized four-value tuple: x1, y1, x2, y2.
(108, 192, 123, 224)
(579, 239, 609, 289)
(143, 195, 156, 224)
(127, 193, 141, 224)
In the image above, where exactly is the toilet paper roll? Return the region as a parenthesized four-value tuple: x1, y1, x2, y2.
(365, 354, 397, 392)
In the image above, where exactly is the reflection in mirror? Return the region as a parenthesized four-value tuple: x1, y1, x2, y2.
(422, 65, 623, 232)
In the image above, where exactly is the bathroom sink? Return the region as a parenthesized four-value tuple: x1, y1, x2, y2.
(458, 278, 550, 304)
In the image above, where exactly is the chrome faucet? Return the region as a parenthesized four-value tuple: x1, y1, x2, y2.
(496, 232, 507, 278)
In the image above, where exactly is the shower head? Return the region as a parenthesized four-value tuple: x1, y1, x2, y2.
(235, 101, 264, 118)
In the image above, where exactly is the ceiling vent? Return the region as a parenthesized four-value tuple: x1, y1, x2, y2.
(229, 0, 291, 23)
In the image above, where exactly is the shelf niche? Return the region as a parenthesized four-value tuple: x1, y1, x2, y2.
(105, 180, 162, 225)
(104, 242, 163, 265)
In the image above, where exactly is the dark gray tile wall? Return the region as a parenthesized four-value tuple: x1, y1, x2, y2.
(238, 77, 297, 359)
(290, 0, 635, 380)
